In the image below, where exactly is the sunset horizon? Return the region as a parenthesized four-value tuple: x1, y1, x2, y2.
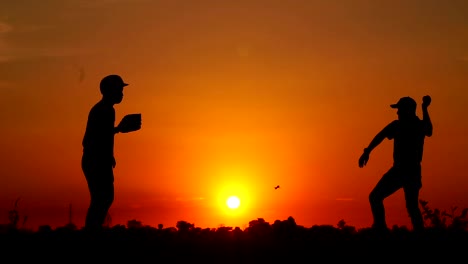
(1, 1, 468, 234)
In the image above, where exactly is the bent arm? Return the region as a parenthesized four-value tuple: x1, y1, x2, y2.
(358, 126, 389, 168)
(422, 106, 433, 137)
(364, 129, 387, 155)
(358, 123, 392, 168)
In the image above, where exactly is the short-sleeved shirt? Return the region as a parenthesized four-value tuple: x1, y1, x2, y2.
(382, 116, 427, 166)
(82, 100, 115, 166)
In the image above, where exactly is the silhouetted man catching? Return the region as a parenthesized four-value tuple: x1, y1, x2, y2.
(358, 95, 432, 232)
(82, 74, 141, 232)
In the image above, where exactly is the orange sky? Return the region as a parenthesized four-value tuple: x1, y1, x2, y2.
(1, 0, 468, 231)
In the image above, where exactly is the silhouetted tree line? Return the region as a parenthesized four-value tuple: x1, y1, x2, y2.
(1, 200, 467, 261)
(2, 199, 467, 233)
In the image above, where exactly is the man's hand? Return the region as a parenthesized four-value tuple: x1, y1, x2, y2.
(422, 95, 431, 108)
(358, 149, 370, 168)
(117, 114, 142, 133)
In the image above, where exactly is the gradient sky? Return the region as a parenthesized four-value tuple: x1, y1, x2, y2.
(1, 0, 467, 231)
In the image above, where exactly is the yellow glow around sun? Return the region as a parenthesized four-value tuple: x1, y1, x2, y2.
(216, 180, 252, 216)
(210, 164, 259, 219)
(226, 196, 240, 209)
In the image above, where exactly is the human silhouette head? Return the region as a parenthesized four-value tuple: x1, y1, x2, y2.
(390, 96, 416, 120)
(100, 74, 128, 104)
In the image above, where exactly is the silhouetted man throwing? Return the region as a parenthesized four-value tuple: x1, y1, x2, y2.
(358, 95, 432, 232)
(82, 74, 141, 232)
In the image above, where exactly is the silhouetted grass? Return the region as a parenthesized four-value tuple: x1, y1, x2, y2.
(1, 200, 467, 262)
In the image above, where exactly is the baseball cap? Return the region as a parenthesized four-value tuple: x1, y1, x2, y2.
(390, 96, 416, 110)
(100, 74, 129, 94)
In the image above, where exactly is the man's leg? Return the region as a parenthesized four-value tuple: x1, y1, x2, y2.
(403, 165, 424, 232)
(369, 167, 404, 230)
(404, 187, 424, 232)
(85, 179, 114, 231)
(83, 163, 114, 231)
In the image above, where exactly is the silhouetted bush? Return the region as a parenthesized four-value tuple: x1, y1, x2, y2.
(2, 200, 468, 261)
(420, 199, 468, 231)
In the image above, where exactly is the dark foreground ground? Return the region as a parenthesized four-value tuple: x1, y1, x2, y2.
(2, 224, 467, 263)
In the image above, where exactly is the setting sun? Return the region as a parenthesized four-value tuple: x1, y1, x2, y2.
(226, 196, 241, 209)
(2, 0, 468, 236)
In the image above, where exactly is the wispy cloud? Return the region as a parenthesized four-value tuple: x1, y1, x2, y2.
(0, 55, 11, 62)
(0, 80, 11, 87)
(0, 0, 152, 64)
(0, 21, 13, 63)
(0, 19, 83, 64)
(0, 21, 12, 34)
(175, 197, 205, 202)
(335, 198, 354, 201)
(0, 46, 85, 63)
(457, 56, 468, 62)
(74, 0, 151, 8)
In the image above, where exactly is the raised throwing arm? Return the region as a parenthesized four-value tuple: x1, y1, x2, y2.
(358, 128, 388, 168)
(422, 95, 433, 137)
